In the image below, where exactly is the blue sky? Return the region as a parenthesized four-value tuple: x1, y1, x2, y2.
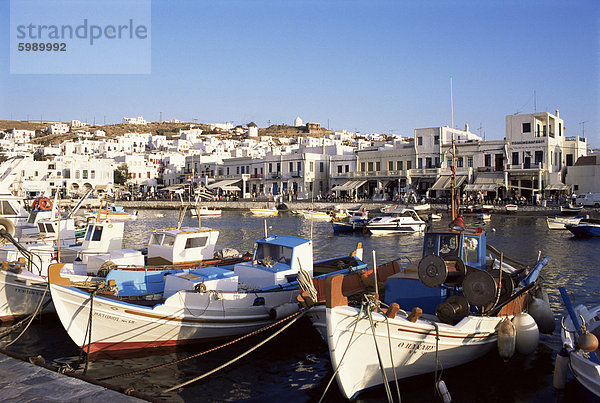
(1, 0, 598, 146)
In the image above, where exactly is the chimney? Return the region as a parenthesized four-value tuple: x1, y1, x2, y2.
(555, 109, 559, 118)
(465, 123, 469, 132)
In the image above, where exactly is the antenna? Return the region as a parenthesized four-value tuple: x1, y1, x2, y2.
(450, 77, 454, 130)
(477, 123, 485, 141)
(534, 90, 536, 113)
(579, 121, 589, 139)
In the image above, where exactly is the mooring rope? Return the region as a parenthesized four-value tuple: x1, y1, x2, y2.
(366, 301, 393, 403)
(383, 309, 401, 402)
(99, 307, 305, 381)
(162, 309, 307, 394)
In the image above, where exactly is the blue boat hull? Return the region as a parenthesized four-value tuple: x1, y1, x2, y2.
(567, 224, 600, 237)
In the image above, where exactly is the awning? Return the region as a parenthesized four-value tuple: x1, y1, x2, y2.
(207, 179, 241, 190)
(464, 173, 505, 192)
(331, 180, 367, 192)
(430, 175, 466, 191)
(160, 184, 186, 192)
(545, 183, 571, 191)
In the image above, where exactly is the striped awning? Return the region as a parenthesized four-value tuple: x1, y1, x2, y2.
(430, 175, 466, 190)
(331, 180, 367, 192)
(207, 179, 241, 190)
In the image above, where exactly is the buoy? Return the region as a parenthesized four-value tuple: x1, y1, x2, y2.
(528, 297, 555, 334)
(497, 317, 516, 361)
(553, 348, 569, 390)
(513, 313, 539, 355)
(577, 331, 599, 353)
(436, 380, 452, 403)
(269, 302, 300, 320)
(535, 286, 551, 305)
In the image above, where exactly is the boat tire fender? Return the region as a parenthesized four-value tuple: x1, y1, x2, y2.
(269, 302, 300, 320)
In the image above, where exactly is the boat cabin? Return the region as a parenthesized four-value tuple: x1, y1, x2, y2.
(61, 220, 128, 264)
(147, 227, 219, 265)
(421, 229, 487, 271)
(233, 235, 313, 289)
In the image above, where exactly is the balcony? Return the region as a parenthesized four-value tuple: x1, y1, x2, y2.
(250, 174, 263, 179)
(290, 171, 302, 178)
(270, 172, 282, 179)
(506, 162, 544, 171)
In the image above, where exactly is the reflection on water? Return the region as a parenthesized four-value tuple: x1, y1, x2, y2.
(4, 210, 600, 402)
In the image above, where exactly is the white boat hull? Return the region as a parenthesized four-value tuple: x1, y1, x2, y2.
(367, 223, 426, 235)
(326, 306, 500, 399)
(249, 208, 278, 216)
(50, 282, 299, 353)
(561, 304, 600, 397)
(0, 270, 51, 321)
(546, 217, 581, 230)
(190, 209, 222, 217)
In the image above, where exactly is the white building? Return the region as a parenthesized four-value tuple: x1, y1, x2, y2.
(565, 153, 600, 194)
(294, 117, 303, 127)
(122, 116, 148, 125)
(48, 123, 70, 134)
(7, 129, 36, 144)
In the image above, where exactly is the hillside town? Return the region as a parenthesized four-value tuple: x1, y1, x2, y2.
(0, 110, 597, 205)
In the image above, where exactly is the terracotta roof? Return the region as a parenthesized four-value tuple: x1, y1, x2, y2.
(574, 155, 597, 166)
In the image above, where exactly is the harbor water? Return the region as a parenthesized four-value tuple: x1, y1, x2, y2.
(3, 209, 599, 402)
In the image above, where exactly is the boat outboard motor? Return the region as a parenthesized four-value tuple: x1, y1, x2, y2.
(418, 254, 466, 288)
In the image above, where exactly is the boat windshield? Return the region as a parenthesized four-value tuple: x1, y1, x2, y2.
(254, 243, 293, 265)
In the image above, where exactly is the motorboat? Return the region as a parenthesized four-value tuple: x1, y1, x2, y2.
(86, 205, 138, 221)
(249, 207, 278, 216)
(48, 236, 368, 354)
(505, 204, 518, 213)
(408, 203, 431, 212)
(318, 225, 550, 399)
(566, 218, 600, 237)
(546, 216, 585, 230)
(428, 212, 442, 221)
(558, 288, 600, 398)
(297, 210, 333, 220)
(477, 212, 491, 222)
(190, 206, 222, 217)
(365, 208, 426, 235)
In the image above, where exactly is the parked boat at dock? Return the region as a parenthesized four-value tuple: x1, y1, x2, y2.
(365, 208, 426, 235)
(86, 205, 138, 221)
(566, 218, 600, 237)
(249, 207, 278, 216)
(190, 206, 222, 217)
(546, 216, 585, 230)
(560, 204, 584, 216)
(317, 224, 550, 399)
(331, 209, 369, 232)
(48, 235, 368, 354)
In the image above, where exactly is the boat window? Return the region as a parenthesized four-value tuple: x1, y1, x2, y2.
(423, 235, 437, 256)
(45, 223, 55, 233)
(438, 234, 458, 256)
(462, 236, 479, 264)
(255, 243, 293, 265)
(91, 226, 103, 241)
(37, 222, 45, 233)
(28, 212, 38, 224)
(162, 235, 176, 247)
(185, 236, 208, 249)
(0, 201, 17, 216)
(85, 226, 93, 241)
(150, 233, 164, 245)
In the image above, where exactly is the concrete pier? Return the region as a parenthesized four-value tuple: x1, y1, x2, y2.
(0, 352, 145, 401)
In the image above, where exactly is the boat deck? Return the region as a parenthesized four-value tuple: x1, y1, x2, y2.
(0, 352, 143, 401)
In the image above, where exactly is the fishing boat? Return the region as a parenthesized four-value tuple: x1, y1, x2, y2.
(408, 203, 431, 212)
(190, 206, 222, 217)
(505, 204, 518, 213)
(296, 210, 333, 220)
(249, 206, 278, 216)
(320, 224, 550, 399)
(331, 209, 369, 232)
(48, 236, 368, 354)
(566, 218, 600, 238)
(560, 204, 584, 216)
(365, 208, 426, 235)
(86, 205, 138, 221)
(557, 288, 600, 398)
(546, 216, 584, 230)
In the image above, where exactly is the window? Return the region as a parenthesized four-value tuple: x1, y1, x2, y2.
(226, 167, 230, 175)
(150, 233, 164, 245)
(75, 170, 80, 179)
(241, 166, 245, 174)
(360, 162, 365, 171)
(418, 158, 423, 169)
(484, 154, 491, 167)
(467, 157, 473, 168)
(447, 158, 453, 168)
(417, 136, 423, 146)
(388, 161, 394, 171)
(345, 165, 349, 173)
(406, 161, 412, 170)
(462, 236, 479, 264)
(434, 135, 439, 145)
(368, 162, 374, 171)
(277, 162, 281, 172)
(91, 226, 103, 242)
(522, 123, 531, 133)
(185, 236, 208, 249)
(162, 235, 176, 247)
(268, 163, 272, 173)
(535, 151, 543, 164)
(512, 152, 519, 166)
(0, 201, 17, 215)
(566, 154, 574, 166)
(425, 158, 432, 168)
(236, 167, 240, 175)
(254, 243, 293, 265)
(337, 165, 343, 174)
(435, 157, 440, 168)
(83, 170, 88, 179)
(375, 162, 381, 171)
(44, 223, 55, 233)
(457, 157, 463, 168)
(319, 162, 324, 172)
(574, 184, 579, 191)
(297, 161, 302, 171)
(397, 161, 403, 170)
(64, 169, 70, 179)
(289, 162, 293, 172)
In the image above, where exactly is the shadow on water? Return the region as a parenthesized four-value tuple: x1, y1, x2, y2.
(4, 211, 599, 401)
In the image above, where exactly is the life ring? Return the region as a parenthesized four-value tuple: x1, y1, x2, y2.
(32, 197, 52, 211)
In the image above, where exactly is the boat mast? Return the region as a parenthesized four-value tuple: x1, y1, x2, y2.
(450, 77, 458, 220)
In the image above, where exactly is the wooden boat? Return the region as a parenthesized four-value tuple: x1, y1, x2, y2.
(505, 204, 518, 213)
(365, 208, 426, 235)
(566, 218, 600, 237)
(49, 236, 368, 354)
(86, 205, 138, 221)
(331, 209, 369, 232)
(297, 210, 333, 220)
(558, 288, 600, 397)
(249, 207, 278, 216)
(561, 204, 584, 216)
(318, 226, 550, 399)
(190, 206, 222, 217)
(546, 216, 584, 230)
